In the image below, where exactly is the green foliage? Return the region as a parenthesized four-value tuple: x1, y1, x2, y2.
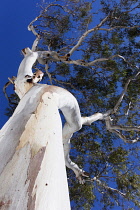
(69, 180, 95, 209)
(108, 147, 128, 165)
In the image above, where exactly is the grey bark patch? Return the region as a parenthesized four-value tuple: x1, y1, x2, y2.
(27, 147, 46, 210)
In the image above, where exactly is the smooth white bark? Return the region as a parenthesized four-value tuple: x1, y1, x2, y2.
(0, 85, 46, 174)
(0, 86, 71, 210)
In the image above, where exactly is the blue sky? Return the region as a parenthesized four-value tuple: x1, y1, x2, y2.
(0, 0, 40, 128)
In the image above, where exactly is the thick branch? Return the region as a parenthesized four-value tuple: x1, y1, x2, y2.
(81, 113, 104, 125)
(14, 48, 44, 99)
(36, 51, 126, 68)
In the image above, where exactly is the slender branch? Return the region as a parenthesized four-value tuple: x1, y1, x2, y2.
(28, 23, 39, 37)
(100, 68, 140, 143)
(122, 4, 140, 13)
(111, 70, 140, 115)
(87, 54, 124, 66)
(52, 78, 78, 91)
(68, 16, 139, 56)
(31, 35, 41, 52)
(108, 125, 140, 132)
(109, 129, 139, 144)
(86, 177, 126, 197)
(3, 77, 16, 104)
(117, 55, 139, 70)
(28, 3, 69, 39)
(61, 54, 125, 67)
(81, 68, 139, 143)
(113, 79, 131, 113)
(3, 81, 13, 103)
(99, 25, 139, 32)
(68, 15, 109, 55)
(45, 63, 52, 84)
(125, 102, 132, 116)
(105, 117, 139, 143)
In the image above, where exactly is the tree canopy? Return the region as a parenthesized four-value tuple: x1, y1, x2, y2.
(4, 0, 140, 209)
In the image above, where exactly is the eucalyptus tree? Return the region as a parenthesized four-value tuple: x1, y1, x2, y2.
(2, 0, 140, 209)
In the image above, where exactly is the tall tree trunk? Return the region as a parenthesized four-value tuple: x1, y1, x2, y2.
(0, 86, 71, 210)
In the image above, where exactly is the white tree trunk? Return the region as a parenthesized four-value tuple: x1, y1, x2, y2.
(0, 85, 70, 210)
(0, 46, 108, 209)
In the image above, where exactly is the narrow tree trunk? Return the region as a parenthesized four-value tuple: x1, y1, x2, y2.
(0, 86, 71, 210)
